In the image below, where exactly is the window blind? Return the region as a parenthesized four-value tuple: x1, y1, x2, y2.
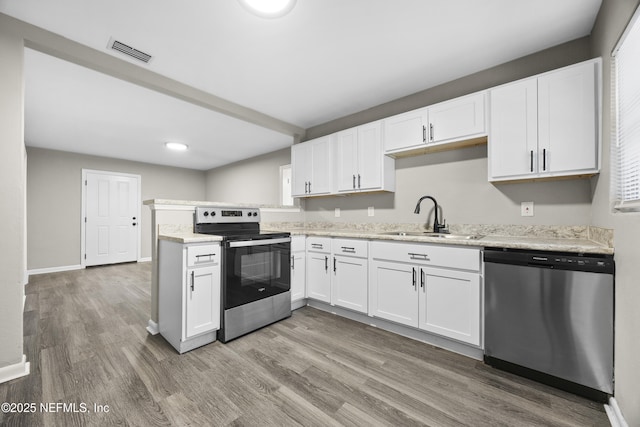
(612, 4, 640, 211)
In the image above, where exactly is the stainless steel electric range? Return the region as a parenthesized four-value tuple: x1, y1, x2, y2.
(194, 206, 291, 343)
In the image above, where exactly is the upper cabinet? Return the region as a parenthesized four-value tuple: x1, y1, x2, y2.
(488, 59, 601, 182)
(383, 92, 487, 156)
(335, 121, 395, 194)
(291, 135, 333, 197)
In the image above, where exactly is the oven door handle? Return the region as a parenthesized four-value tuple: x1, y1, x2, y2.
(228, 237, 291, 248)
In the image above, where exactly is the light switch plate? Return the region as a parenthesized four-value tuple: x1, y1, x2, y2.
(368, 206, 374, 217)
(521, 201, 534, 217)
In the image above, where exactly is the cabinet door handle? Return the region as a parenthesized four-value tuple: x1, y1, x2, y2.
(357, 174, 361, 189)
(325, 255, 328, 272)
(530, 150, 534, 172)
(412, 267, 417, 289)
(190, 271, 195, 292)
(423, 125, 427, 142)
(429, 123, 434, 141)
(291, 255, 295, 270)
(353, 175, 356, 189)
(543, 148, 547, 171)
(333, 256, 337, 273)
(420, 268, 425, 290)
(308, 181, 311, 193)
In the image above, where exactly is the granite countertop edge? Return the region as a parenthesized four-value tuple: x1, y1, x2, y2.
(159, 228, 613, 255)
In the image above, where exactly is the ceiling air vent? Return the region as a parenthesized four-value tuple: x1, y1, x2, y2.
(108, 38, 152, 63)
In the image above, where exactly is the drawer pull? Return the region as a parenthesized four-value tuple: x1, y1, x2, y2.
(195, 253, 216, 259)
(408, 252, 430, 260)
(341, 246, 356, 253)
(311, 243, 323, 249)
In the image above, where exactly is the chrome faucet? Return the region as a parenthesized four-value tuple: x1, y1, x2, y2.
(414, 195, 448, 233)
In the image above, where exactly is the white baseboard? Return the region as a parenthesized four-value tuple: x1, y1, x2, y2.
(146, 319, 159, 335)
(605, 397, 629, 427)
(0, 355, 30, 384)
(28, 264, 84, 277)
(138, 257, 152, 263)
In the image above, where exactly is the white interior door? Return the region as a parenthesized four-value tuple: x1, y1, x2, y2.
(84, 170, 140, 266)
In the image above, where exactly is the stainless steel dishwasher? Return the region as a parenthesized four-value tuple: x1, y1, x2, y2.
(484, 248, 614, 402)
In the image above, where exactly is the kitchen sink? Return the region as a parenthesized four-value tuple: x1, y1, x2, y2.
(378, 231, 484, 240)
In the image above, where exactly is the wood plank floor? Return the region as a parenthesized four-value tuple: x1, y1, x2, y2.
(0, 262, 610, 426)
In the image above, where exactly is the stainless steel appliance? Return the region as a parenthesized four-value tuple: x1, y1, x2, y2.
(194, 206, 291, 343)
(484, 248, 615, 402)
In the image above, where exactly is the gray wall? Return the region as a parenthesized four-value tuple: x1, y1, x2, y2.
(204, 147, 291, 204)
(27, 147, 206, 270)
(590, 0, 640, 424)
(0, 17, 26, 372)
(302, 38, 594, 227)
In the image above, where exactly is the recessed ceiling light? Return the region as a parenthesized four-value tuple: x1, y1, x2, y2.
(165, 142, 188, 151)
(238, 0, 296, 18)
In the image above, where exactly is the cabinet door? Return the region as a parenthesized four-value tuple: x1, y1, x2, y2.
(357, 121, 384, 191)
(428, 92, 486, 144)
(290, 251, 306, 302)
(291, 143, 309, 197)
(418, 267, 480, 346)
(335, 128, 359, 192)
(306, 252, 331, 303)
(383, 108, 429, 153)
(369, 260, 418, 327)
(489, 79, 538, 180)
(538, 61, 598, 174)
(309, 136, 333, 195)
(185, 265, 220, 338)
(331, 255, 367, 313)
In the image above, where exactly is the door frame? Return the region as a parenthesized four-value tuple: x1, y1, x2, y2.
(81, 169, 142, 268)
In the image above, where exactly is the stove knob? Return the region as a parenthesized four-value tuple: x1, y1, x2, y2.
(211, 211, 216, 216)
(253, 212, 258, 216)
(203, 211, 209, 216)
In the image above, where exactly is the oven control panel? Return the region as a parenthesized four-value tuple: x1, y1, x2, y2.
(195, 206, 260, 224)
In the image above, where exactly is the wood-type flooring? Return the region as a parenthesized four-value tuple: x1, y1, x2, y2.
(0, 262, 610, 426)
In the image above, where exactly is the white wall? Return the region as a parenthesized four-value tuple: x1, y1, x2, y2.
(590, 0, 640, 424)
(0, 17, 26, 375)
(27, 147, 206, 270)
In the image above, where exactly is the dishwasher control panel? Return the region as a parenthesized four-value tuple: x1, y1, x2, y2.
(484, 248, 614, 274)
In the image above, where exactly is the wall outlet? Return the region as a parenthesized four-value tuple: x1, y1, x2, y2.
(334, 207, 340, 218)
(521, 201, 534, 217)
(368, 206, 374, 217)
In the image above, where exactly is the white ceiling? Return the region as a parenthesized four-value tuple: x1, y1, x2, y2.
(0, 0, 602, 171)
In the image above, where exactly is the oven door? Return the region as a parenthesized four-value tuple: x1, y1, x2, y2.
(224, 237, 291, 309)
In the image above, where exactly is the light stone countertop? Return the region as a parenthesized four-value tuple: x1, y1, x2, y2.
(157, 222, 613, 254)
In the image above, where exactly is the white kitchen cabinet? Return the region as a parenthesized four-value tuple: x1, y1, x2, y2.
(290, 235, 306, 305)
(489, 58, 600, 182)
(369, 241, 482, 346)
(335, 121, 395, 194)
(427, 92, 486, 145)
(383, 92, 487, 155)
(306, 237, 331, 303)
(369, 260, 419, 327)
(383, 107, 429, 153)
(331, 238, 368, 313)
(159, 240, 220, 353)
(291, 135, 333, 197)
(418, 267, 481, 346)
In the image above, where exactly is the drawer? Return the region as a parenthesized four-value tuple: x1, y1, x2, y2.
(370, 241, 480, 272)
(187, 244, 220, 267)
(332, 238, 368, 258)
(306, 236, 331, 253)
(291, 235, 306, 252)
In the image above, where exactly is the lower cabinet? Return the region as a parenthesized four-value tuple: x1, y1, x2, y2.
(369, 241, 482, 346)
(331, 238, 368, 313)
(306, 237, 331, 303)
(159, 240, 221, 353)
(290, 236, 306, 304)
(368, 261, 418, 326)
